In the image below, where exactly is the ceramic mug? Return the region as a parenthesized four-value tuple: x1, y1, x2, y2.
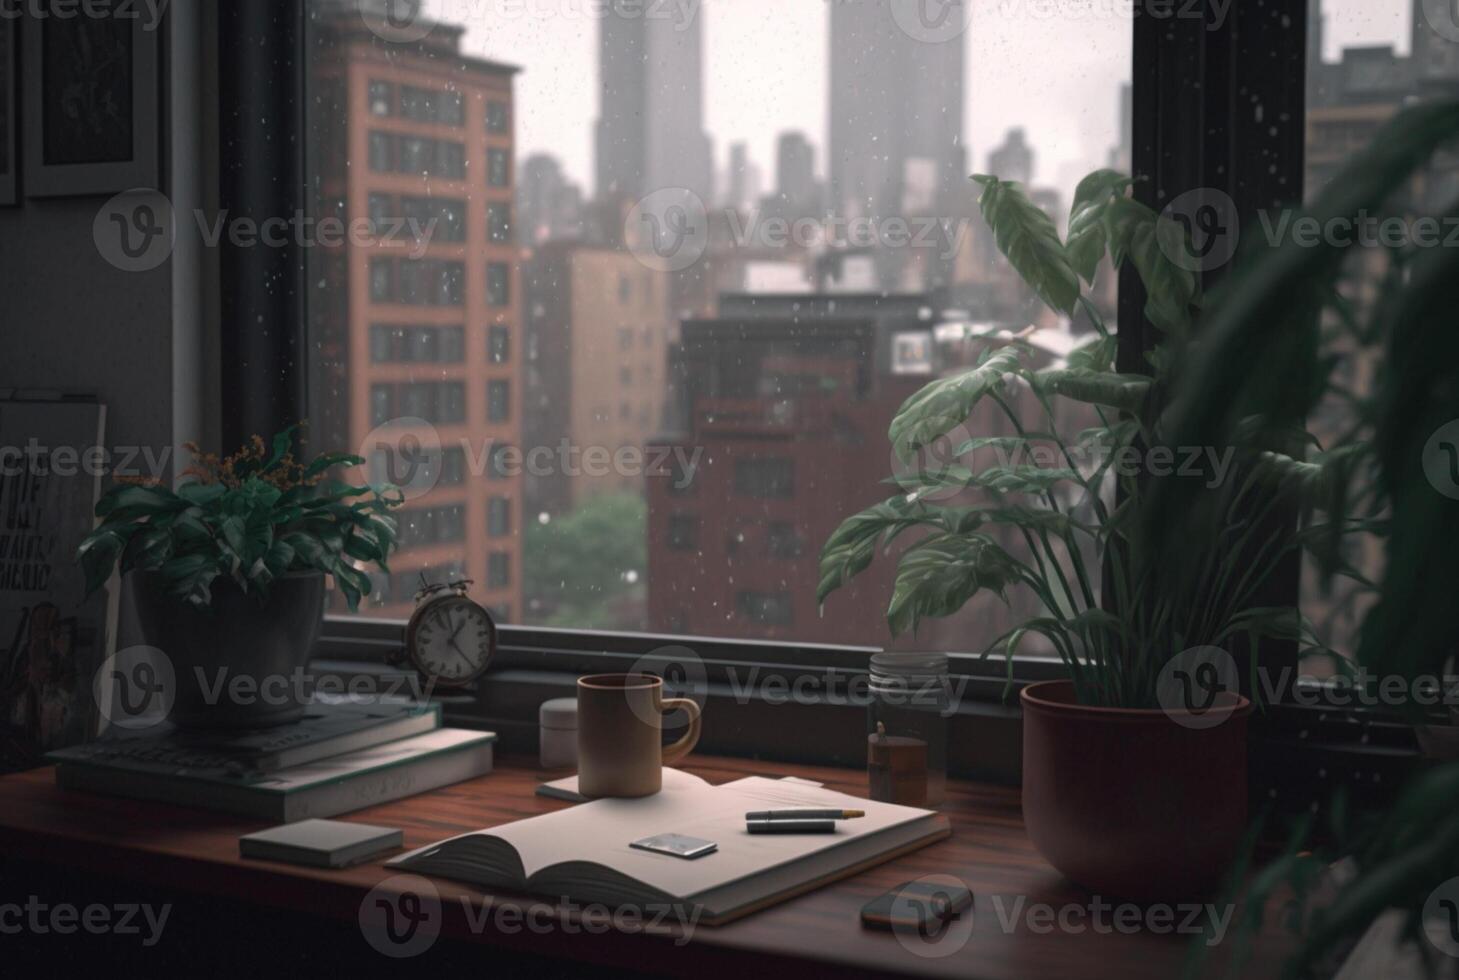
(576, 673, 702, 797)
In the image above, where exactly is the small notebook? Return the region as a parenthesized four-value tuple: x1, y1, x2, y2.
(392, 775, 950, 925)
(241, 819, 404, 868)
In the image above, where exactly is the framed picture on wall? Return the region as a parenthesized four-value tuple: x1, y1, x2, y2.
(0, 19, 16, 206)
(22, 11, 159, 197)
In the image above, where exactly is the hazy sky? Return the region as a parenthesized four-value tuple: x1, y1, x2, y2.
(433, 0, 1411, 204)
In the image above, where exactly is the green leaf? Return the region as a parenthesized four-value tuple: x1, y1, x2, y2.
(121, 524, 174, 572)
(970, 464, 1083, 496)
(886, 532, 1022, 636)
(818, 496, 941, 605)
(161, 554, 221, 607)
(76, 530, 127, 595)
(1103, 197, 1199, 335)
(889, 345, 1023, 463)
(95, 484, 185, 521)
(1031, 366, 1151, 412)
(303, 451, 366, 479)
(1065, 335, 1118, 373)
(972, 174, 1081, 315)
(1065, 169, 1131, 283)
(265, 424, 300, 471)
(176, 482, 227, 507)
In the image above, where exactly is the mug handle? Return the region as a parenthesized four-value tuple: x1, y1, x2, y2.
(660, 697, 702, 765)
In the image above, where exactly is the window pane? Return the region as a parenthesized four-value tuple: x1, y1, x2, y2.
(1300, 1, 1440, 664)
(307, 1, 1129, 645)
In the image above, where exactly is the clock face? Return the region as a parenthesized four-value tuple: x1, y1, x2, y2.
(408, 596, 495, 687)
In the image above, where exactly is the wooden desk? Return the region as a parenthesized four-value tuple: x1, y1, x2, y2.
(0, 755, 1294, 978)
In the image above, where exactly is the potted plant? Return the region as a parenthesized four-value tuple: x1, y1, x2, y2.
(1152, 99, 1459, 974)
(77, 425, 402, 730)
(819, 170, 1338, 901)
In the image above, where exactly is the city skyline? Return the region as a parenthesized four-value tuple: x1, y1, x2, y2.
(437, 0, 1412, 207)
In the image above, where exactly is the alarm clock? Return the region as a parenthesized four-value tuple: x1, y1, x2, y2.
(401, 578, 497, 689)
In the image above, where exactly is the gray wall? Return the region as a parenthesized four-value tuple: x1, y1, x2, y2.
(0, 8, 216, 645)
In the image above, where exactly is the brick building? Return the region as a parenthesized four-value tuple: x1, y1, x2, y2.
(310, 10, 523, 621)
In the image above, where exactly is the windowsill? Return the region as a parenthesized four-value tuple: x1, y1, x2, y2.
(312, 617, 1428, 812)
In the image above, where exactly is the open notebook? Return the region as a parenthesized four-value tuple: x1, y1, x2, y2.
(388, 775, 950, 925)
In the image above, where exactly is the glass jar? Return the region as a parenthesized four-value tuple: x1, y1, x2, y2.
(867, 652, 950, 808)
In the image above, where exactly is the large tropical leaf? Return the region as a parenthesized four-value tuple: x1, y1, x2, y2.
(818, 496, 941, 605)
(1065, 169, 1132, 284)
(972, 174, 1081, 315)
(1103, 196, 1199, 336)
(886, 532, 1023, 635)
(1031, 366, 1152, 413)
(888, 345, 1024, 463)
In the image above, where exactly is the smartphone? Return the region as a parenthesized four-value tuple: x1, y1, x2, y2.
(629, 833, 719, 859)
(860, 880, 974, 935)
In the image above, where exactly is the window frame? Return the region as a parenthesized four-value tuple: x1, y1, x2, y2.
(224, 1, 1416, 790)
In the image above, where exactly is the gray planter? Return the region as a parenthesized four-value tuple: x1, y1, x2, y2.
(131, 569, 325, 730)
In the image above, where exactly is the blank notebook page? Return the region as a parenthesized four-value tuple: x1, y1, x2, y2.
(408, 776, 933, 899)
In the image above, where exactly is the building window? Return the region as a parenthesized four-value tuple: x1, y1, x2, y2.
(369, 325, 466, 364)
(488, 380, 511, 423)
(440, 89, 465, 126)
(488, 552, 512, 589)
(667, 514, 698, 552)
(389, 259, 465, 307)
(368, 131, 393, 172)
(440, 141, 466, 179)
(373, 382, 466, 425)
(370, 385, 393, 426)
(489, 325, 511, 364)
(400, 196, 467, 243)
(368, 192, 393, 227)
(369, 258, 393, 302)
(397, 505, 467, 550)
(486, 100, 509, 133)
(487, 263, 511, 306)
(734, 459, 795, 499)
(368, 80, 394, 116)
(666, 452, 697, 496)
(736, 592, 793, 627)
(400, 136, 432, 173)
(767, 522, 802, 559)
(376, 133, 466, 179)
(487, 148, 510, 187)
(440, 447, 467, 486)
(488, 202, 512, 243)
(488, 443, 516, 480)
(488, 497, 512, 538)
(400, 85, 430, 121)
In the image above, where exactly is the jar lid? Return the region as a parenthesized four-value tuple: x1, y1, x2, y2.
(870, 652, 949, 678)
(539, 697, 578, 728)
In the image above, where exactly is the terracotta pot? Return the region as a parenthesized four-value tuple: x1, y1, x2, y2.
(1020, 679, 1252, 903)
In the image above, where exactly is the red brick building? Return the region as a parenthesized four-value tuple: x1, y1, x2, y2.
(310, 12, 523, 621)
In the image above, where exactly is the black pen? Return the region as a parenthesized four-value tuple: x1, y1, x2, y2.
(746, 818, 837, 834)
(744, 809, 865, 821)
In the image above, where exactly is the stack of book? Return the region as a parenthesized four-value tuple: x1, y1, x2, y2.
(47, 698, 495, 822)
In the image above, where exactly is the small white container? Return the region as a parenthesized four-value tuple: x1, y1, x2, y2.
(539, 697, 579, 770)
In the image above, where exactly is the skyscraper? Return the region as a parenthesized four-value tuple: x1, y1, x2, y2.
(519, 153, 584, 245)
(988, 128, 1034, 186)
(775, 132, 819, 217)
(827, 0, 965, 221)
(594, 1, 713, 205)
